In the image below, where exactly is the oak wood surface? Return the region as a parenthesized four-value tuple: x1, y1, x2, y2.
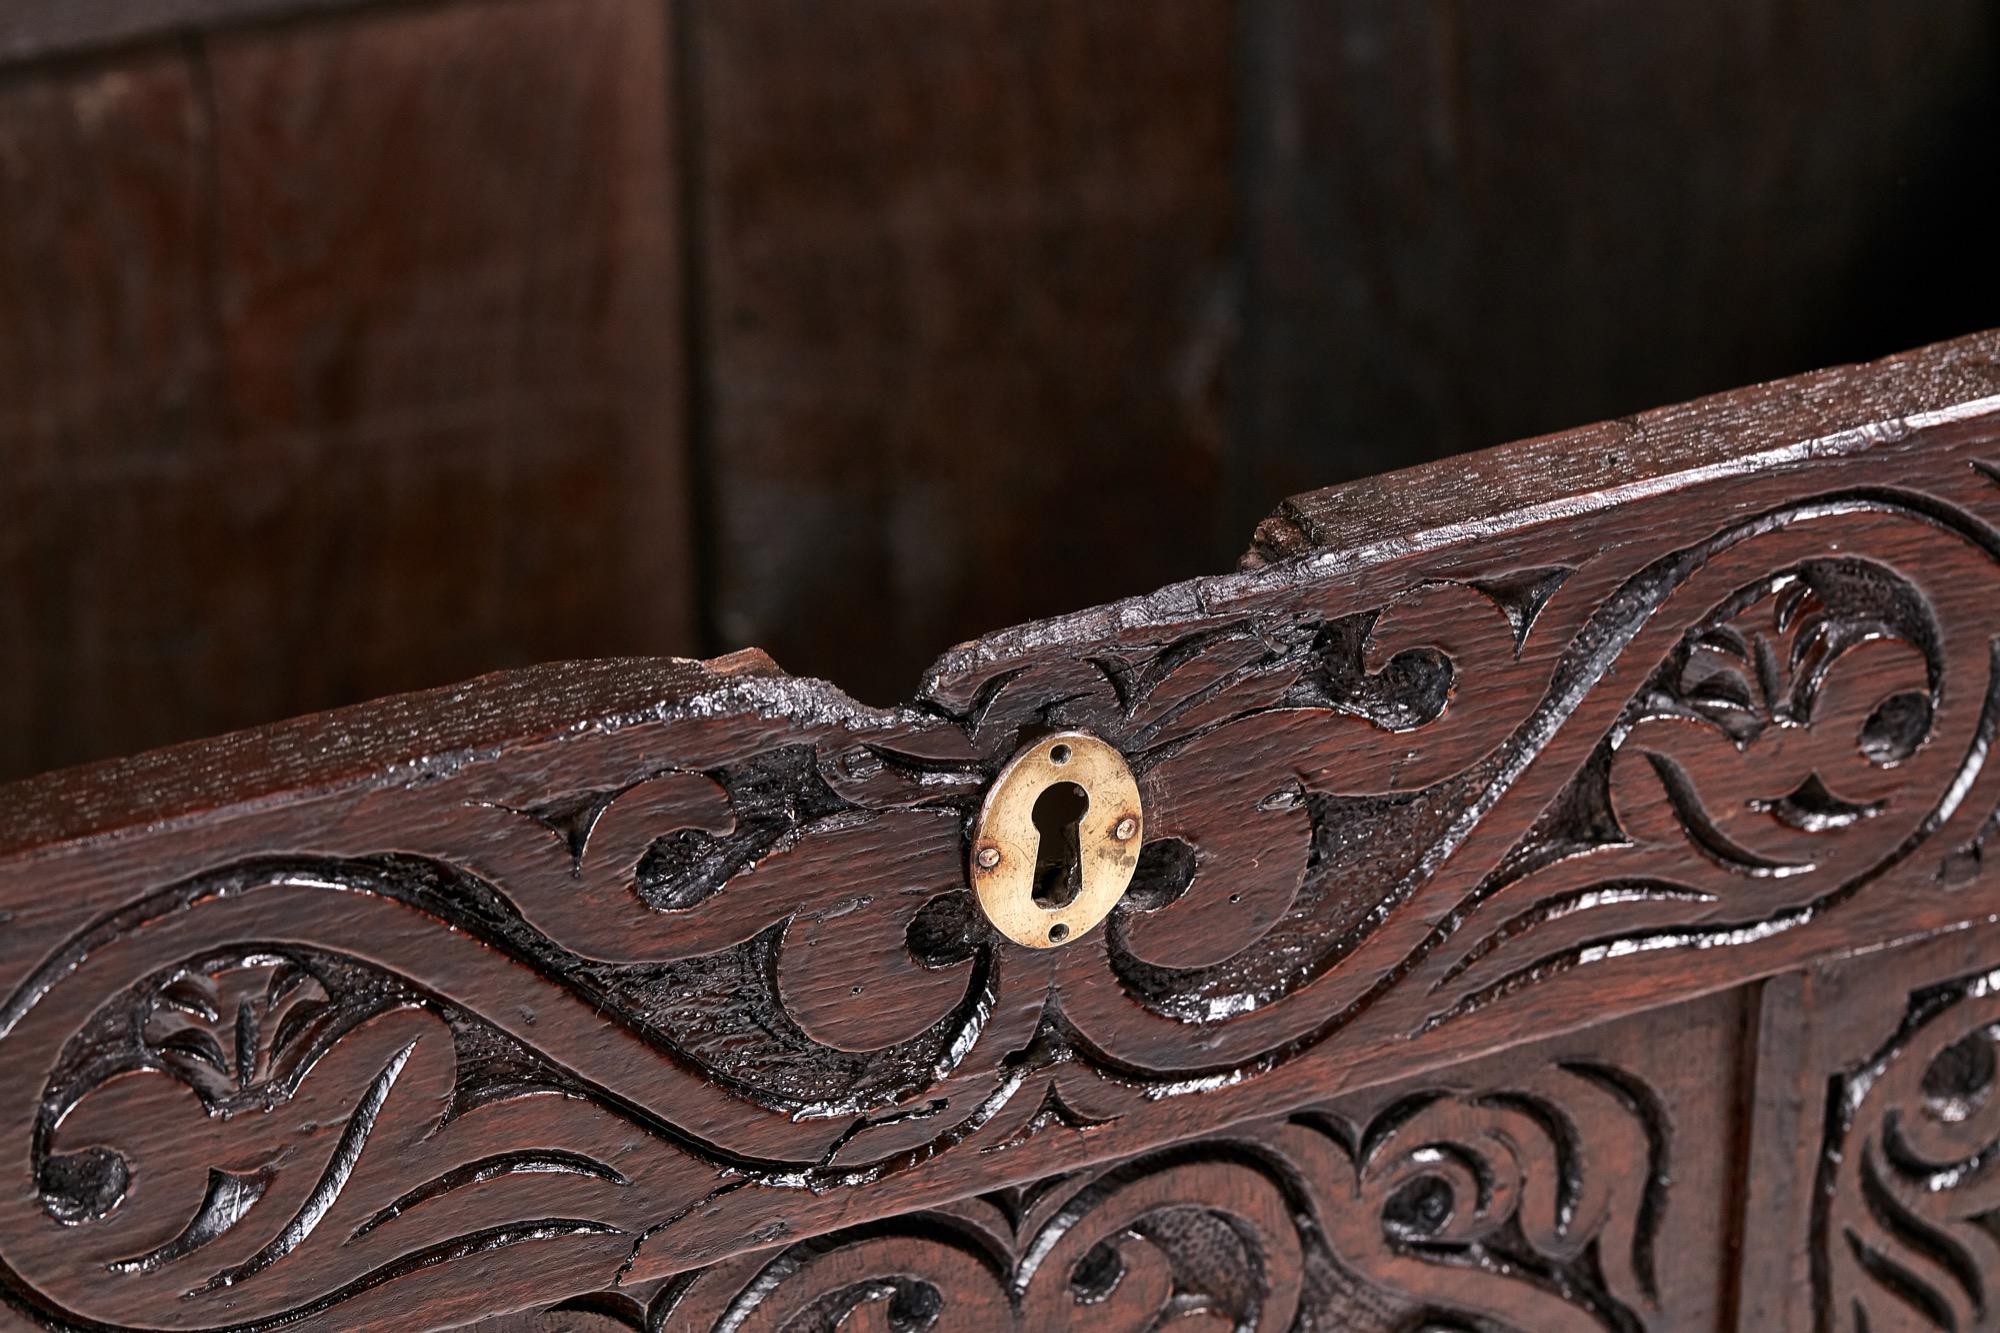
(1734, 922, 2000, 1331)
(1236, 0, 2000, 512)
(4, 332, 2000, 1326)
(0, 0, 699, 781)
(0, 45, 214, 783)
(576, 989, 1748, 1330)
(686, 0, 1238, 704)
(6, 0, 1999, 784)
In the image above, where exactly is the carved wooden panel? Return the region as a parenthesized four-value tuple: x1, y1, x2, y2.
(1737, 919, 2000, 1332)
(3, 332, 2000, 1326)
(496, 989, 1743, 1331)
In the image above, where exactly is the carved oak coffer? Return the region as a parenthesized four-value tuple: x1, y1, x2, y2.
(6, 332, 2000, 1331)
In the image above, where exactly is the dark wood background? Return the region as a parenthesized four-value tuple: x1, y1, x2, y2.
(3, 0, 1997, 782)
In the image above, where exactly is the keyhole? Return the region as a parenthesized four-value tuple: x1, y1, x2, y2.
(1031, 781, 1089, 908)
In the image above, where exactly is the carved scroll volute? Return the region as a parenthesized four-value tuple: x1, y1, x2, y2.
(0, 338, 1998, 1327)
(619, 992, 1734, 1332)
(1818, 963, 2000, 1330)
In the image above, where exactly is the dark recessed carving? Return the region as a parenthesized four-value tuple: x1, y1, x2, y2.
(4, 415, 1999, 1326)
(1816, 964, 2000, 1330)
(529, 1055, 1678, 1332)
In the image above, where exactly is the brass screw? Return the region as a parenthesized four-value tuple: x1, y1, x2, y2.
(975, 845, 1001, 870)
(1113, 816, 1138, 842)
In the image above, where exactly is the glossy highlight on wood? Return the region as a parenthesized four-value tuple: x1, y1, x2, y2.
(497, 994, 1742, 1331)
(4, 332, 2000, 1327)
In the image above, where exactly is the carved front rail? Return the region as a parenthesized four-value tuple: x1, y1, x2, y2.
(4, 332, 2000, 1329)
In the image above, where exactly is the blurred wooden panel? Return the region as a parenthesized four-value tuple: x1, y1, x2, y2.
(206, 0, 695, 717)
(0, 0, 697, 781)
(689, 0, 1238, 704)
(8, 0, 2000, 782)
(0, 48, 217, 782)
(1236, 0, 2000, 525)
(0, 0, 376, 66)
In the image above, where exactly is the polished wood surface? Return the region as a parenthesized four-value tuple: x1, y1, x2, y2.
(4, 0, 1997, 777)
(2, 333, 1999, 1327)
(0, 0, 695, 781)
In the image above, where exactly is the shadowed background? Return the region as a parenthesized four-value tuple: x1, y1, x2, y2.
(2, 0, 1996, 780)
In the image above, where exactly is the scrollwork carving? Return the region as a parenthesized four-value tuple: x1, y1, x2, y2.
(1816, 963, 2000, 1330)
(524, 1055, 1680, 1331)
(3, 406, 1999, 1325)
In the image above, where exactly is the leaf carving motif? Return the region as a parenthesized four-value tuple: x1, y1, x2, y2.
(1817, 963, 2000, 1330)
(3, 477, 1999, 1327)
(518, 1056, 1682, 1331)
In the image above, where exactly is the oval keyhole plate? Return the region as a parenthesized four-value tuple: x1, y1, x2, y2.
(969, 731, 1142, 949)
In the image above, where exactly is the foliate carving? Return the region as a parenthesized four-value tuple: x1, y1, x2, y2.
(3, 447, 1999, 1323)
(523, 1058, 1676, 1331)
(1816, 963, 2000, 1330)
(24, 945, 627, 1326)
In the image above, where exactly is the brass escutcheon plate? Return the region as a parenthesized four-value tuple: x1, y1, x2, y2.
(969, 730, 1142, 948)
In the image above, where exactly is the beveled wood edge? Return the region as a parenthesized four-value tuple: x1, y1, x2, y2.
(1244, 327, 2000, 566)
(0, 649, 826, 858)
(7, 328, 2000, 862)
(927, 330, 2000, 683)
(5, 329, 2000, 1328)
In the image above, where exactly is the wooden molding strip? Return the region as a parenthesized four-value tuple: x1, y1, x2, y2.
(2, 330, 1999, 1327)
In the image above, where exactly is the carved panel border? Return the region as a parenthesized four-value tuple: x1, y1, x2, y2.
(498, 988, 1743, 1332)
(1, 335, 1998, 1325)
(1739, 919, 2000, 1333)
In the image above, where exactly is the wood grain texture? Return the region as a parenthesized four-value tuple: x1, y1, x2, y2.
(507, 989, 1744, 1330)
(687, 0, 1239, 705)
(3, 332, 2000, 1325)
(1235, 0, 2000, 526)
(0, 45, 217, 784)
(9, 0, 2000, 788)
(1735, 921, 2000, 1332)
(204, 0, 697, 700)
(0, 0, 698, 782)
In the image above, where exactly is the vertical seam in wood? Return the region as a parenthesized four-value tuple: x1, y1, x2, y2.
(1226, 0, 1274, 549)
(1718, 976, 1766, 1332)
(666, 0, 722, 658)
(1727, 967, 1813, 1332)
